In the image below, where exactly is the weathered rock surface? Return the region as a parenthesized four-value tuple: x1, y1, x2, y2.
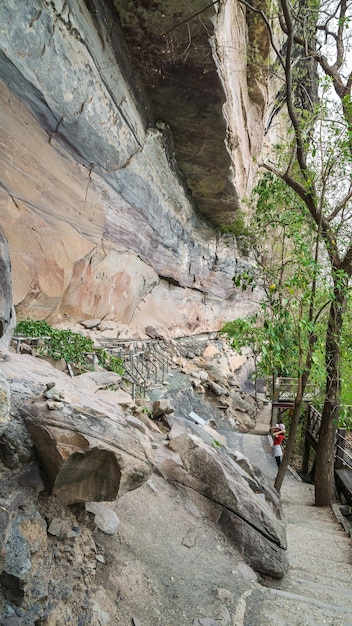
(0, 335, 291, 624)
(2, 335, 351, 624)
(152, 398, 174, 419)
(113, 0, 272, 225)
(0, 466, 46, 608)
(0, 0, 265, 330)
(0, 227, 15, 349)
(1, 505, 48, 605)
(0, 371, 10, 437)
(161, 433, 288, 578)
(20, 397, 154, 504)
(85, 502, 120, 536)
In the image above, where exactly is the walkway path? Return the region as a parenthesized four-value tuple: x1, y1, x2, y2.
(223, 431, 352, 625)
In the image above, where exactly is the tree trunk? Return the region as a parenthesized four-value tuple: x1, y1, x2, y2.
(274, 395, 302, 492)
(274, 330, 317, 492)
(314, 281, 347, 506)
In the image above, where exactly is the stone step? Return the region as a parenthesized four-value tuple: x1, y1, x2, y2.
(232, 431, 352, 625)
(286, 511, 349, 531)
(277, 565, 352, 596)
(259, 586, 352, 626)
(287, 526, 351, 561)
(285, 503, 348, 522)
(249, 422, 270, 434)
(287, 554, 352, 580)
(279, 569, 352, 608)
(287, 522, 351, 545)
(255, 405, 272, 425)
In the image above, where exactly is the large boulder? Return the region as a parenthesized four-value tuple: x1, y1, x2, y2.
(160, 433, 288, 578)
(20, 397, 154, 505)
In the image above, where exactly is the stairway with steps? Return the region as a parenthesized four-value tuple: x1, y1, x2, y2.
(256, 476, 352, 625)
(222, 431, 352, 625)
(250, 401, 272, 435)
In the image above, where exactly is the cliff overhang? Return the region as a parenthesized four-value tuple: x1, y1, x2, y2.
(108, 0, 237, 225)
(0, 0, 266, 329)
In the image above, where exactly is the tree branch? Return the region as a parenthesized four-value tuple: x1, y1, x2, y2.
(260, 161, 340, 265)
(280, 0, 311, 179)
(327, 185, 352, 222)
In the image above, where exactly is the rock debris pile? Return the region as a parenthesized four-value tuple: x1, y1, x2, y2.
(0, 326, 286, 625)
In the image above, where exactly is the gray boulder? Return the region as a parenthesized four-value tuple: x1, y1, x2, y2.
(161, 433, 288, 578)
(20, 397, 154, 504)
(152, 399, 174, 419)
(85, 502, 120, 535)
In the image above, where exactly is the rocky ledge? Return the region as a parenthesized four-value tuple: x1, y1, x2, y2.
(0, 330, 287, 625)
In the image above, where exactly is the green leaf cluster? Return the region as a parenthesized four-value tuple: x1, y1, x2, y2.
(96, 349, 124, 375)
(14, 319, 124, 375)
(223, 172, 329, 389)
(232, 269, 256, 291)
(219, 211, 251, 238)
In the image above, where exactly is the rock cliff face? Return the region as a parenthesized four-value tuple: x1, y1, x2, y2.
(0, 227, 15, 348)
(0, 0, 271, 333)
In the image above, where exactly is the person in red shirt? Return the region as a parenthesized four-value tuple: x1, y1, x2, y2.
(271, 424, 285, 467)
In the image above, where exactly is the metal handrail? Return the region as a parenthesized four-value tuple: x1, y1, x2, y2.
(144, 355, 159, 383)
(336, 443, 352, 469)
(97, 338, 172, 396)
(306, 404, 352, 470)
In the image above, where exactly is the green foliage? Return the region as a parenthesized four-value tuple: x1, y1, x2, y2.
(221, 307, 300, 380)
(15, 319, 52, 337)
(337, 406, 352, 431)
(232, 269, 256, 291)
(14, 319, 124, 374)
(223, 172, 329, 389)
(219, 211, 250, 238)
(96, 349, 124, 375)
(221, 316, 262, 356)
(219, 211, 252, 255)
(340, 296, 352, 408)
(225, 164, 352, 411)
(45, 329, 96, 366)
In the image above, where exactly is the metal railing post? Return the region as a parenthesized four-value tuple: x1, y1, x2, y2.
(335, 428, 347, 469)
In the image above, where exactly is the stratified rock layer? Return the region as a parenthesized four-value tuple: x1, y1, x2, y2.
(0, 0, 267, 331)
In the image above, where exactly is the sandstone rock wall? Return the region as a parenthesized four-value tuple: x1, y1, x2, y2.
(214, 0, 271, 197)
(0, 0, 268, 333)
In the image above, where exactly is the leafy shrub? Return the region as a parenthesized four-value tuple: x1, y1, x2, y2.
(218, 211, 250, 238)
(14, 319, 124, 374)
(15, 319, 52, 337)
